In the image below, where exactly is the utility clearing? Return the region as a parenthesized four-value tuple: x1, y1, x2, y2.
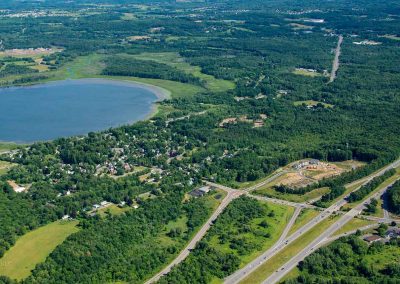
(329, 35, 343, 83)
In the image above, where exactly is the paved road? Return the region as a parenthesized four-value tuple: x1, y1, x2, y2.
(225, 199, 344, 284)
(345, 158, 400, 190)
(224, 206, 302, 284)
(206, 182, 316, 209)
(263, 178, 400, 284)
(280, 207, 302, 240)
(329, 35, 343, 83)
(144, 185, 243, 284)
(225, 157, 400, 284)
(245, 170, 288, 192)
(362, 215, 399, 223)
(323, 223, 379, 244)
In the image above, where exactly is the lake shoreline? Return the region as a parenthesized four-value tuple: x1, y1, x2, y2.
(0, 78, 168, 144)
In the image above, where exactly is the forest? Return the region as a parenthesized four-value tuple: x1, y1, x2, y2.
(387, 181, 400, 215)
(285, 236, 400, 283)
(0, 0, 399, 282)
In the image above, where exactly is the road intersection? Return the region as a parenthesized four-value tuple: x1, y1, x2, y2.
(146, 158, 400, 284)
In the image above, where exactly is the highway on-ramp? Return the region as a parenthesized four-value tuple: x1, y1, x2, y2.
(262, 176, 400, 284)
(224, 157, 400, 284)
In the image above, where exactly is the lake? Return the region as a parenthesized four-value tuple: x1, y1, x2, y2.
(0, 79, 161, 143)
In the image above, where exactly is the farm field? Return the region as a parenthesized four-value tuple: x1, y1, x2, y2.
(0, 220, 79, 281)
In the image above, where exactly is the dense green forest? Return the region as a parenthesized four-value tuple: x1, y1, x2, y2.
(387, 181, 400, 215)
(0, 0, 399, 282)
(24, 192, 213, 283)
(285, 236, 400, 283)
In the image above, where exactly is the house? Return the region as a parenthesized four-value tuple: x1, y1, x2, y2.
(189, 186, 212, 197)
(364, 235, 382, 243)
(62, 215, 70, 220)
(386, 228, 400, 239)
(118, 201, 126, 208)
(189, 189, 205, 197)
(93, 204, 100, 209)
(199, 186, 211, 194)
(253, 120, 265, 128)
(100, 201, 110, 207)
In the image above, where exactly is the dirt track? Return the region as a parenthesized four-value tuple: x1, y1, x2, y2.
(329, 35, 343, 83)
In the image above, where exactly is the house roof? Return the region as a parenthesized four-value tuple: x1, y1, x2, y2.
(364, 235, 382, 242)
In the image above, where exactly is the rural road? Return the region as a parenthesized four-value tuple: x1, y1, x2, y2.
(263, 177, 400, 284)
(329, 35, 343, 83)
(144, 185, 243, 284)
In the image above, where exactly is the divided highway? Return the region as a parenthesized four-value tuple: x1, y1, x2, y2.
(225, 157, 400, 284)
(145, 157, 400, 284)
(263, 176, 400, 284)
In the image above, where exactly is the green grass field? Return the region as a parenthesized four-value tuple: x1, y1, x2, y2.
(97, 204, 132, 218)
(131, 52, 236, 93)
(0, 161, 15, 176)
(0, 220, 79, 280)
(240, 215, 339, 284)
(0, 143, 20, 152)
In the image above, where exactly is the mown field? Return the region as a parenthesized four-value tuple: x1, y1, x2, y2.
(0, 220, 79, 280)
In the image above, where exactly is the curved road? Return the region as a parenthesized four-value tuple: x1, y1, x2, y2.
(225, 157, 400, 284)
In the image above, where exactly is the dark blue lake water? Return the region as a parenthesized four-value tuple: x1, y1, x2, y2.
(0, 79, 159, 143)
